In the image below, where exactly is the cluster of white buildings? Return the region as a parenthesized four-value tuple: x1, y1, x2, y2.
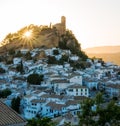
(0, 47, 120, 125)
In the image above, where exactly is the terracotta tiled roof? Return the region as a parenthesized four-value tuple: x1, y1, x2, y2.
(46, 102, 65, 110)
(0, 100, 27, 126)
(68, 84, 87, 89)
(107, 84, 120, 89)
(52, 79, 69, 83)
(31, 99, 46, 104)
(41, 94, 63, 100)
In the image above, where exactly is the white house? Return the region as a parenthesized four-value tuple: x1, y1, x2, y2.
(20, 49, 29, 54)
(24, 99, 46, 119)
(66, 84, 89, 97)
(105, 84, 120, 98)
(69, 55, 79, 61)
(40, 94, 64, 103)
(13, 58, 22, 65)
(42, 101, 67, 118)
(51, 79, 70, 94)
(65, 100, 80, 111)
(69, 75, 82, 85)
(84, 78, 98, 90)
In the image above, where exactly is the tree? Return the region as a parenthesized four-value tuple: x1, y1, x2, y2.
(59, 54, 69, 64)
(117, 71, 120, 75)
(0, 67, 6, 73)
(95, 92, 103, 105)
(8, 49, 15, 55)
(27, 117, 56, 126)
(11, 96, 21, 113)
(64, 122, 72, 126)
(96, 101, 120, 125)
(0, 89, 11, 98)
(47, 55, 57, 64)
(53, 49, 59, 55)
(79, 99, 95, 126)
(15, 51, 23, 57)
(27, 74, 44, 85)
(16, 60, 24, 74)
(24, 51, 32, 60)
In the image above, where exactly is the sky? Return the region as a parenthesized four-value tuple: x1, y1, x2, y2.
(0, 0, 120, 49)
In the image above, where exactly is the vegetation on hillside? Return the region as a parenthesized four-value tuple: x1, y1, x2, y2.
(0, 89, 12, 98)
(79, 93, 120, 126)
(27, 74, 44, 85)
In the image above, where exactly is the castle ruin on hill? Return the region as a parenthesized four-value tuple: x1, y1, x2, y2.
(53, 16, 66, 36)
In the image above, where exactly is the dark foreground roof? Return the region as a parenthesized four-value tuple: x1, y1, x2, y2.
(0, 100, 27, 126)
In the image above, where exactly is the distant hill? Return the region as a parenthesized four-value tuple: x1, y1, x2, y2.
(84, 46, 120, 53)
(83, 46, 120, 65)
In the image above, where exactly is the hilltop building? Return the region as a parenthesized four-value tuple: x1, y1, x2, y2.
(53, 16, 66, 35)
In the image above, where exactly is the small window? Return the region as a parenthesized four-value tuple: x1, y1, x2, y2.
(69, 89, 73, 92)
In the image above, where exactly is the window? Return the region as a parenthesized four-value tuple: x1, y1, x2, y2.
(81, 89, 83, 92)
(69, 89, 73, 92)
(76, 89, 78, 92)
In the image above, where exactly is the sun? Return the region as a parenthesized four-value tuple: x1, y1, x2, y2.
(23, 30, 32, 38)
(18, 25, 40, 49)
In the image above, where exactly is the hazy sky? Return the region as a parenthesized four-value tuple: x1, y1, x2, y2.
(0, 0, 120, 49)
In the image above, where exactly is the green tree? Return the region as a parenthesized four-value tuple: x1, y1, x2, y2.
(95, 92, 103, 105)
(97, 101, 120, 125)
(24, 51, 32, 60)
(53, 49, 59, 55)
(27, 74, 44, 85)
(11, 96, 21, 113)
(117, 71, 120, 75)
(0, 89, 11, 98)
(47, 55, 57, 64)
(64, 122, 71, 126)
(16, 60, 24, 74)
(8, 49, 15, 55)
(79, 99, 95, 126)
(15, 51, 23, 57)
(27, 117, 56, 126)
(0, 67, 6, 73)
(59, 54, 69, 64)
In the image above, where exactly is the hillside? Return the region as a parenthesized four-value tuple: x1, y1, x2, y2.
(0, 25, 59, 53)
(0, 22, 88, 61)
(84, 46, 120, 65)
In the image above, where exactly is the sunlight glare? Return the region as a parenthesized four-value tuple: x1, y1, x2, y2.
(23, 30, 32, 38)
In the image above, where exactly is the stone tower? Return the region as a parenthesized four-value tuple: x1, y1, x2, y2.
(53, 16, 66, 35)
(61, 16, 66, 34)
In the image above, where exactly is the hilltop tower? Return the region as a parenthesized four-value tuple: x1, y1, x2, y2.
(61, 16, 66, 34)
(53, 16, 66, 35)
